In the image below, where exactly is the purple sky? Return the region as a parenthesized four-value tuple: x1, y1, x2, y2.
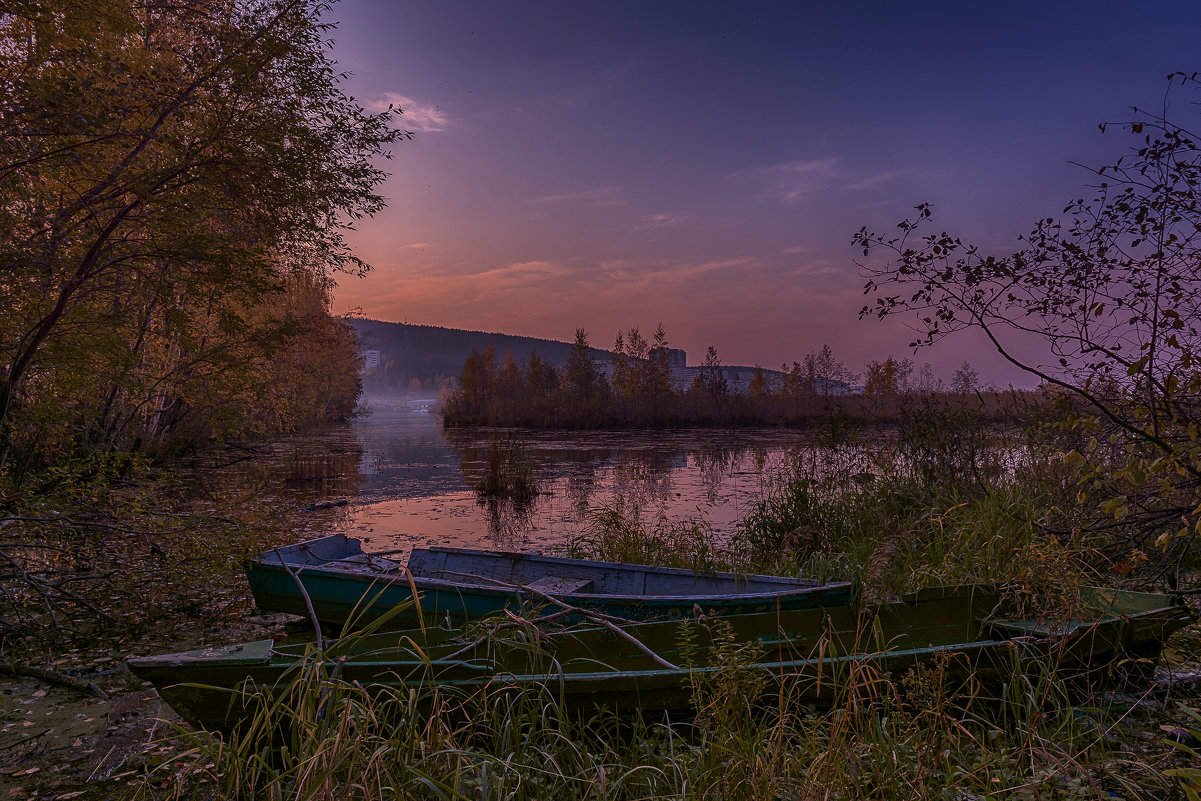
(328, 1, 1198, 386)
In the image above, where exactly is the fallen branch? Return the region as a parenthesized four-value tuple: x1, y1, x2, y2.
(0, 663, 108, 699)
(272, 548, 324, 650)
(436, 569, 679, 670)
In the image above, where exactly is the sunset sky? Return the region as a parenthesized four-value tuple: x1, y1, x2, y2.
(328, 1, 1198, 385)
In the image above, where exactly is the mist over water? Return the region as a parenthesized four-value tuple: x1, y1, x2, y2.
(273, 397, 832, 557)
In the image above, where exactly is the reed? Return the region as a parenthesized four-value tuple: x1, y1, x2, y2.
(567, 500, 732, 573)
(471, 436, 539, 501)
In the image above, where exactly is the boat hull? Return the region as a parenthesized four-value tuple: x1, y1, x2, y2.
(245, 534, 853, 629)
(131, 584, 1193, 732)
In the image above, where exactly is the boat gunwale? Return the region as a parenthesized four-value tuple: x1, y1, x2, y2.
(247, 557, 853, 603)
(251, 533, 836, 589)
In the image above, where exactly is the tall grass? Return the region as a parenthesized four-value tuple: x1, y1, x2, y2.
(567, 500, 733, 572)
(137, 623, 1189, 800)
(470, 436, 539, 501)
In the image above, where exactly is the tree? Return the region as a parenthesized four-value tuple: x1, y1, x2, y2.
(913, 362, 942, 393)
(855, 73, 1201, 581)
(800, 344, 855, 395)
(862, 356, 912, 396)
(0, 0, 407, 469)
(644, 324, 674, 420)
(450, 343, 496, 420)
(564, 329, 598, 402)
(749, 366, 768, 399)
(950, 361, 980, 394)
(699, 346, 729, 410)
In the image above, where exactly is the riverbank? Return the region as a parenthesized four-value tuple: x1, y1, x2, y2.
(2, 419, 1200, 800)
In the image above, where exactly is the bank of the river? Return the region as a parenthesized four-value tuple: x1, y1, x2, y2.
(2, 404, 1200, 800)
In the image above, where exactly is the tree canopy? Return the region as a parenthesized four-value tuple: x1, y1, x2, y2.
(0, 0, 407, 475)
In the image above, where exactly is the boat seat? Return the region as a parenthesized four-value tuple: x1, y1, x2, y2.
(523, 576, 594, 595)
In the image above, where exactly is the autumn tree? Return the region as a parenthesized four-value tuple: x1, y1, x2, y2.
(0, 0, 406, 472)
(447, 343, 497, 421)
(563, 330, 599, 402)
(561, 329, 607, 424)
(856, 72, 1201, 582)
(644, 324, 675, 421)
(611, 327, 647, 419)
(692, 345, 730, 419)
(862, 356, 913, 396)
(749, 366, 768, 398)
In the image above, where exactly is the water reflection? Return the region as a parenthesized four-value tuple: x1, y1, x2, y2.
(255, 398, 873, 556)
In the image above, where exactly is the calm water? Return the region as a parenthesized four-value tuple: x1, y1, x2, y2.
(269, 397, 862, 556)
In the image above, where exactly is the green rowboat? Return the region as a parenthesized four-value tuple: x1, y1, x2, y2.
(245, 534, 852, 629)
(130, 584, 1191, 732)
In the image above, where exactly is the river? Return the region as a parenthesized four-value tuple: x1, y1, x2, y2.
(264, 396, 869, 557)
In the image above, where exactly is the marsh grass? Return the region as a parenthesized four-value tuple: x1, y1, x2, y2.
(471, 436, 538, 501)
(136, 622, 1188, 801)
(568, 500, 733, 573)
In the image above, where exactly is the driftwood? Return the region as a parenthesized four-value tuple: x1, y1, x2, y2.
(0, 663, 108, 699)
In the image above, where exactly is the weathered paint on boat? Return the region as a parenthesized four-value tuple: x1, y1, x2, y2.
(129, 584, 1192, 732)
(245, 534, 853, 628)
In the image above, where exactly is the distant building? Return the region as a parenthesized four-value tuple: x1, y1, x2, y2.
(362, 349, 381, 372)
(650, 347, 687, 368)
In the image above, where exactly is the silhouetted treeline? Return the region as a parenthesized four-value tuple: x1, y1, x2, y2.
(353, 319, 610, 395)
(441, 329, 1042, 428)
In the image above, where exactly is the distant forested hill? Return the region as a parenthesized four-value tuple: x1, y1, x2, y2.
(350, 319, 610, 396)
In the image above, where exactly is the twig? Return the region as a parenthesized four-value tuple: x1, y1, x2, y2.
(521, 585, 681, 670)
(272, 548, 324, 650)
(441, 610, 575, 662)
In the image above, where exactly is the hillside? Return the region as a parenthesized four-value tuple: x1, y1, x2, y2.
(351, 319, 611, 396)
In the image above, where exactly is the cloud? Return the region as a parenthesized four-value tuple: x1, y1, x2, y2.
(528, 186, 624, 206)
(634, 212, 685, 230)
(368, 92, 448, 132)
(399, 242, 431, 249)
(730, 158, 914, 203)
(728, 157, 840, 204)
(845, 168, 915, 191)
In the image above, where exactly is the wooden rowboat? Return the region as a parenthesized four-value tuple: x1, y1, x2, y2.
(245, 534, 853, 628)
(130, 584, 1192, 732)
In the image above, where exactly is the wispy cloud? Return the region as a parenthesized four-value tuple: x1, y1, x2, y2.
(368, 92, 449, 132)
(528, 186, 624, 206)
(399, 242, 431, 250)
(635, 212, 685, 230)
(729, 157, 841, 204)
(730, 158, 913, 204)
(845, 168, 915, 191)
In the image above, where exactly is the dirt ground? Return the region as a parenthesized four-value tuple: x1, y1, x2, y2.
(0, 614, 304, 801)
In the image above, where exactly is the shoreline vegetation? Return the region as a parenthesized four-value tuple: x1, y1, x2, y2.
(441, 328, 1044, 429)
